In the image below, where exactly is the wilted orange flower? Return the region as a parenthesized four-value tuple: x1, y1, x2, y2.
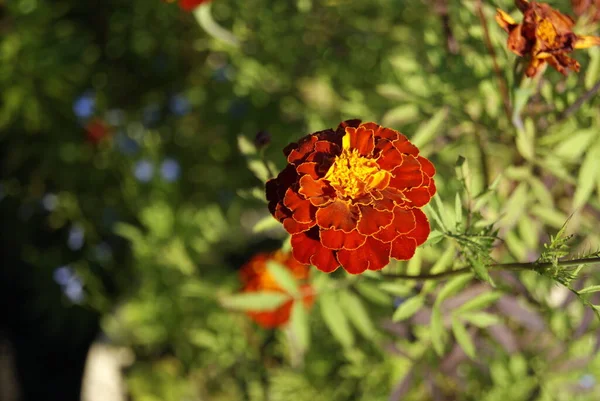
(266, 120, 436, 275)
(164, 0, 211, 12)
(240, 251, 314, 329)
(572, 0, 600, 23)
(496, 0, 600, 77)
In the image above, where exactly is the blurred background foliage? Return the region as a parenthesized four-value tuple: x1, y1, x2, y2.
(1, 0, 600, 400)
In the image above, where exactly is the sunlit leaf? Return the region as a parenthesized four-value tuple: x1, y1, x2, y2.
(451, 317, 476, 359)
(221, 292, 290, 311)
(340, 290, 377, 340)
(411, 107, 448, 149)
(455, 292, 501, 314)
(430, 306, 446, 356)
(460, 312, 501, 327)
(290, 300, 310, 351)
(434, 275, 473, 307)
(267, 261, 301, 297)
(320, 292, 354, 348)
(392, 296, 424, 322)
(578, 285, 600, 295)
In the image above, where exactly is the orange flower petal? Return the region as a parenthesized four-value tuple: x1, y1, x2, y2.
(357, 205, 394, 235)
(374, 208, 417, 242)
(496, 9, 517, 32)
(376, 139, 404, 172)
(336, 237, 391, 274)
(373, 125, 401, 143)
(403, 187, 433, 207)
(408, 208, 431, 246)
(315, 199, 359, 232)
(343, 126, 375, 156)
(291, 228, 339, 272)
(575, 35, 600, 49)
(298, 175, 335, 206)
(390, 236, 417, 260)
(507, 24, 529, 56)
(417, 156, 436, 177)
(283, 216, 315, 234)
(389, 155, 424, 190)
(297, 162, 320, 179)
(320, 228, 367, 250)
(336, 119, 362, 135)
(283, 188, 314, 223)
(393, 134, 419, 156)
(286, 135, 318, 165)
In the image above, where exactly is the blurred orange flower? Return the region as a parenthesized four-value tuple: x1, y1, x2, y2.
(240, 251, 314, 329)
(164, 0, 211, 12)
(85, 119, 111, 144)
(266, 120, 436, 275)
(572, 0, 600, 22)
(496, 0, 600, 77)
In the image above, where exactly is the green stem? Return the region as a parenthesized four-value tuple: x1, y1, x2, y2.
(381, 256, 600, 280)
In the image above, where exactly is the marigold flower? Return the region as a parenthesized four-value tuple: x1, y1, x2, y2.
(496, 0, 600, 77)
(266, 120, 436, 275)
(240, 251, 314, 328)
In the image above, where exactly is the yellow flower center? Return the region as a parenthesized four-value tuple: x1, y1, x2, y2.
(324, 149, 390, 200)
(536, 18, 557, 46)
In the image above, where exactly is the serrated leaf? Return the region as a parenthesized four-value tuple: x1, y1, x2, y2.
(578, 285, 600, 295)
(266, 261, 300, 297)
(290, 300, 310, 351)
(320, 292, 354, 348)
(435, 275, 473, 307)
(451, 317, 476, 359)
(460, 312, 500, 327)
(430, 306, 446, 356)
(455, 292, 501, 314)
(393, 296, 424, 321)
(340, 290, 376, 339)
(411, 108, 448, 149)
(221, 291, 290, 311)
(433, 194, 455, 231)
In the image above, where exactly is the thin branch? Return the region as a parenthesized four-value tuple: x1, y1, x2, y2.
(381, 256, 600, 280)
(475, 0, 512, 121)
(558, 79, 600, 121)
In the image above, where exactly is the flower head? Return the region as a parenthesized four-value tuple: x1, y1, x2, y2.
(496, 0, 600, 77)
(266, 120, 436, 275)
(240, 251, 314, 328)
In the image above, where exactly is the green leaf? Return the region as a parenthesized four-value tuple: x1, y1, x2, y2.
(253, 215, 280, 232)
(290, 300, 310, 351)
(266, 261, 301, 297)
(379, 282, 414, 296)
(340, 290, 377, 339)
(320, 292, 354, 348)
(411, 107, 448, 149)
(573, 140, 600, 209)
(356, 282, 392, 306)
(430, 306, 446, 356)
(454, 193, 463, 228)
(237, 135, 257, 156)
(434, 275, 473, 307)
(578, 285, 600, 295)
(461, 312, 501, 328)
(469, 256, 494, 286)
(451, 317, 476, 359)
(221, 292, 290, 311)
(392, 296, 424, 322)
(454, 292, 501, 314)
(381, 104, 420, 127)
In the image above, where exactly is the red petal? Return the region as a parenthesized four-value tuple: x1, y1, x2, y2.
(291, 229, 339, 272)
(298, 175, 335, 206)
(389, 155, 423, 189)
(286, 135, 318, 165)
(408, 208, 431, 246)
(336, 237, 391, 274)
(390, 236, 417, 260)
(344, 126, 375, 156)
(283, 188, 314, 223)
(374, 208, 417, 242)
(393, 134, 419, 156)
(336, 119, 362, 135)
(315, 199, 359, 232)
(357, 205, 393, 235)
(320, 228, 366, 250)
(403, 187, 432, 207)
(428, 179, 437, 197)
(418, 156, 436, 177)
(283, 217, 315, 234)
(297, 162, 320, 179)
(376, 139, 404, 171)
(373, 125, 400, 142)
